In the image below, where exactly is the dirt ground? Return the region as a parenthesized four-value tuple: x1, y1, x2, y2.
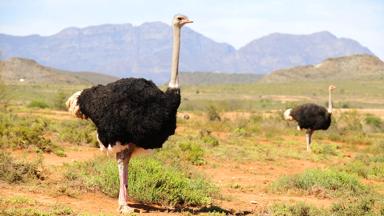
(1, 109, 384, 215)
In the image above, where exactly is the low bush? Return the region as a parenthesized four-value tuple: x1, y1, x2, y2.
(0, 196, 73, 216)
(64, 156, 216, 207)
(270, 202, 327, 216)
(311, 143, 339, 156)
(331, 196, 384, 216)
(28, 100, 49, 109)
(363, 114, 384, 133)
(0, 152, 44, 183)
(269, 196, 384, 216)
(0, 113, 64, 156)
(207, 105, 221, 121)
(49, 119, 98, 147)
(179, 140, 206, 165)
(52, 91, 68, 110)
(270, 169, 368, 197)
(340, 155, 384, 180)
(199, 130, 219, 147)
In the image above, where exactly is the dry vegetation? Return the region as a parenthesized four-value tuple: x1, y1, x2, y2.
(0, 80, 384, 215)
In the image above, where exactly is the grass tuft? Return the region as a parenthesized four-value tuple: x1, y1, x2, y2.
(64, 155, 216, 207)
(270, 169, 368, 197)
(0, 112, 65, 156)
(0, 152, 44, 183)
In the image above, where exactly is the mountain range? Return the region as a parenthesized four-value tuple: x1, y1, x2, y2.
(0, 22, 374, 83)
(2, 55, 382, 86)
(0, 57, 263, 85)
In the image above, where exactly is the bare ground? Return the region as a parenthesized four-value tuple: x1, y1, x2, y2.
(1, 109, 384, 215)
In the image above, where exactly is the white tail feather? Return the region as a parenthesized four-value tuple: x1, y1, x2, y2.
(283, 108, 293, 121)
(65, 90, 87, 119)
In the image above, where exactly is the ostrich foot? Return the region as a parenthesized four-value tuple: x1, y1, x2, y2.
(118, 204, 135, 214)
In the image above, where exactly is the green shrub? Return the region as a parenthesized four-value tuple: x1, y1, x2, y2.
(335, 111, 362, 132)
(0, 196, 74, 216)
(340, 102, 351, 109)
(0, 113, 64, 156)
(50, 119, 98, 147)
(270, 202, 328, 216)
(179, 141, 206, 165)
(53, 91, 67, 110)
(233, 127, 248, 136)
(207, 105, 221, 121)
(364, 114, 383, 128)
(269, 197, 384, 216)
(331, 196, 382, 216)
(28, 100, 49, 109)
(64, 156, 216, 207)
(0, 152, 44, 183)
(270, 169, 368, 197)
(199, 131, 219, 147)
(340, 155, 384, 180)
(311, 143, 339, 156)
(363, 114, 383, 133)
(341, 160, 369, 178)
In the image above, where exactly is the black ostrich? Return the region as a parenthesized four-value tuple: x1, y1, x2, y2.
(283, 85, 336, 151)
(65, 14, 193, 213)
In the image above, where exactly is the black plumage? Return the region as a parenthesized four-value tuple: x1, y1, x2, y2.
(290, 103, 332, 131)
(77, 78, 180, 149)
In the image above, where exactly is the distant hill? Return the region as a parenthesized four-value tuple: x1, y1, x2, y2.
(0, 57, 118, 85)
(234, 31, 373, 74)
(180, 72, 262, 85)
(0, 21, 374, 83)
(261, 54, 384, 83)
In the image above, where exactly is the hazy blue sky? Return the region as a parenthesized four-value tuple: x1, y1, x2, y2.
(1, 0, 383, 59)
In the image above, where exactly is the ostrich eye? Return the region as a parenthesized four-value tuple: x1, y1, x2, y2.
(177, 17, 183, 21)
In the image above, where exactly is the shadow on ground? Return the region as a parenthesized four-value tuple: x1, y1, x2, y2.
(128, 202, 253, 215)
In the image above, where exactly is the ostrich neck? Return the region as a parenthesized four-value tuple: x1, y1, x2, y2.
(168, 26, 181, 89)
(328, 89, 333, 113)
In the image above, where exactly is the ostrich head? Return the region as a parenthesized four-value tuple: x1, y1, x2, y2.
(283, 108, 293, 121)
(328, 85, 336, 91)
(172, 14, 193, 28)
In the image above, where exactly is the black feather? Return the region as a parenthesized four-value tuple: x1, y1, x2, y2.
(77, 78, 180, 149)
(290, 103, 331, 130)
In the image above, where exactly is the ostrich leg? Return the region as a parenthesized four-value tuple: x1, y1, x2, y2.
(306, 130, 313, 152)
(116, 144, 135, 213)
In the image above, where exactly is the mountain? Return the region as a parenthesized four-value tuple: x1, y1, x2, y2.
(234, 31, 373, 73)
(0, 22, 374, 83)
(0, 57, 118, 85)
(261, 54, 384, 82)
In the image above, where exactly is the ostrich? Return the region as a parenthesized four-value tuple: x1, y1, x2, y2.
(65, 14, 192, 213)
(283, 85, 336, 152)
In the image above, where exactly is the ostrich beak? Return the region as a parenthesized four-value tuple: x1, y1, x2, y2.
(181, 19, 193, 25)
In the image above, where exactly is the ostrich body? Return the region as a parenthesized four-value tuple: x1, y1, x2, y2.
(65, 14, 192, 213)
(284, 85, 336, 151)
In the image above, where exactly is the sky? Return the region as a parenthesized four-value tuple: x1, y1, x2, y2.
(1, 0, 383, 59)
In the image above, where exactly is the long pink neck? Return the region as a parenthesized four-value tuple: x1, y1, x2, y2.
(168, 26, 181, 89)
(328, 89, 333, 113)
